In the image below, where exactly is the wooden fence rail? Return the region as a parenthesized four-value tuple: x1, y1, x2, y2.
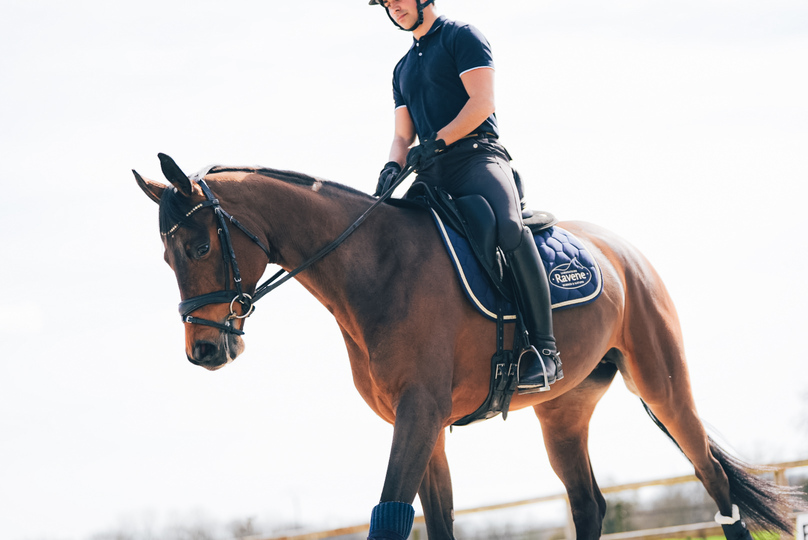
(252, 459, 808, 540)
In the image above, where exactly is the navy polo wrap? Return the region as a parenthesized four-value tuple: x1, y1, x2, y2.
(392, 16, 499, 141)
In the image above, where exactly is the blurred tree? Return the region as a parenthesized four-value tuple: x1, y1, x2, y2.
(602, 498, 634, 534)
(228, 517, 260, 539)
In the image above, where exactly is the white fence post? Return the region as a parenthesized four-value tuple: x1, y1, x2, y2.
(797, 513, 808, 540)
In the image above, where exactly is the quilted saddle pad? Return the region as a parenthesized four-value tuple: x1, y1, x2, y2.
(431, 210, 603, 321)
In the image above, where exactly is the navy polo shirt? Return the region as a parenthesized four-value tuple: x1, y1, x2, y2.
(392, 16, 499, 141)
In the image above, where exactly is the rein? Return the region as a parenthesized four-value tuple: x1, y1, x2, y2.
(175, 164, 415, 334)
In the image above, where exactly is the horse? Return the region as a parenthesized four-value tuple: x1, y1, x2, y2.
(133, 153, 804, 540)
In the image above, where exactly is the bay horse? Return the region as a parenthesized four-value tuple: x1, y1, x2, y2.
(134, 153, 803, 540)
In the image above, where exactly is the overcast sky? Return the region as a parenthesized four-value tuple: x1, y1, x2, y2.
(1, 1, 807, 539)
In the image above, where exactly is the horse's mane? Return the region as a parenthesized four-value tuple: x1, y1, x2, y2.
(209, 166, 373, 200)
(158, 165, 373, 235)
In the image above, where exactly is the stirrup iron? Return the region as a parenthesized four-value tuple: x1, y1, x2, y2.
(517, 345, 552, 393)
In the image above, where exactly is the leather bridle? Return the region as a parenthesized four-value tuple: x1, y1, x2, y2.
(167, 163, 415, 336)
(169, 176, 271, 336)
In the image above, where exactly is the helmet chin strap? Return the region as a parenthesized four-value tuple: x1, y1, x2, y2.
(384, 0, 436, 32)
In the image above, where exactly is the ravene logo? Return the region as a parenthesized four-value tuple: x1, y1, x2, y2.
(549, 257, 592, 290)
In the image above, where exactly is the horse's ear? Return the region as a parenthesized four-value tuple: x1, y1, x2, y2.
(158, 153, 193, 196)
(133, 169, 165, 204)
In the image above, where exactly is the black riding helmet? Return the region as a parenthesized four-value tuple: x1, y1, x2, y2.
(369, 0, 436, 32)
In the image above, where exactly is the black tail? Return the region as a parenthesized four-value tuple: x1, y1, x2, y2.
(640, 399, 807, 535)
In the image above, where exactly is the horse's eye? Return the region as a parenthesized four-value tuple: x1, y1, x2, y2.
(195, 243, 210, 258)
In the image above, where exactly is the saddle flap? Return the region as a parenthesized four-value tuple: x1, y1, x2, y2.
(405, 182, 505, 290)
(454, 194, 498, 273)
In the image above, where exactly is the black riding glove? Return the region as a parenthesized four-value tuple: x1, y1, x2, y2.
(406, 132, 447, 171)
(374, 161, 402, 197)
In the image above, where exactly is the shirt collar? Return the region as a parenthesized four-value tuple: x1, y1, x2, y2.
(414, 15, 446, 42)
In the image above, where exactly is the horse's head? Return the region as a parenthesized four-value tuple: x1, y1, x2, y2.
(134, 154, 269, 370)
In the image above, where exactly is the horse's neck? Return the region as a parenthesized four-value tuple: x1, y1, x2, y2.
(229, 174, 387, 319)
(268, 178, 373, 264)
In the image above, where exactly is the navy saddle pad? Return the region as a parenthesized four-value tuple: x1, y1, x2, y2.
(430, 210, 603, 321)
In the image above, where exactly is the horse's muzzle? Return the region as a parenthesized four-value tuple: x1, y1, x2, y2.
(188, 334, 244, 370)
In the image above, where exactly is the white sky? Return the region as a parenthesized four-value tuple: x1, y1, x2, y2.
(1, 1, 807, 539)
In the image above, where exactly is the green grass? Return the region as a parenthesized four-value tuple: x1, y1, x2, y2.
(660, 533, 781, 540)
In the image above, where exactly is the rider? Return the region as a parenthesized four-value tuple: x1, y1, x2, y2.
(371, 0, 562, 394)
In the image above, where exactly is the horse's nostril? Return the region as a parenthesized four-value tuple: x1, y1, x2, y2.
(192, 341, 217, 363)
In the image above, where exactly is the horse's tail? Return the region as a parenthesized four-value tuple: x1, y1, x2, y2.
(640, 399, 806, 535)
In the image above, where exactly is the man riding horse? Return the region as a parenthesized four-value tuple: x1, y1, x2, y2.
(133, 2, 807, 539)
(370, 3, 562, 536)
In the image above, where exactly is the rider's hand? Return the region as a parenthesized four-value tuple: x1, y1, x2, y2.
(406, 133, 447, 171)
(374, 161, 402, 197)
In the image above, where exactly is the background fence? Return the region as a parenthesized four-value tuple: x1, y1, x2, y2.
(252, 459, 808, 540)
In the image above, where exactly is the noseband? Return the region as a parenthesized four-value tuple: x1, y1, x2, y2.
(169, 163, 415, 336)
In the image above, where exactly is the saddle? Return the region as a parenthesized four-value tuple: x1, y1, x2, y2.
(404, 181, 558, 301)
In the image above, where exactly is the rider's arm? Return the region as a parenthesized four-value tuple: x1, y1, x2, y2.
(388, 106, 417, 167)
(436, 67, 495, 146)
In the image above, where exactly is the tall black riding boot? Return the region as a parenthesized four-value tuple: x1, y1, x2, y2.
(505, 227, 563, 393)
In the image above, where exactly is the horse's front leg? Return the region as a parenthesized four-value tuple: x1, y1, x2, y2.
(418, 429, 455, 539)
(369, 383, 452, 540)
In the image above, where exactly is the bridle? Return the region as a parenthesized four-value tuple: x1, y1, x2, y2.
(168, 164, 415, 336)
(169, 174, 270, 336)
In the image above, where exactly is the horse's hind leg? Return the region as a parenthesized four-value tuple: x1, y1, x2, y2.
(617, 275, 736, 519)
(417, 429, 455, 539)
(533, 360, 619, 540)
(618, 261, 808, 537)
